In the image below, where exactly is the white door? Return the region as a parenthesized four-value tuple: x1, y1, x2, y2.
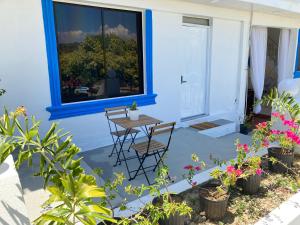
(180, 24, 209, 118)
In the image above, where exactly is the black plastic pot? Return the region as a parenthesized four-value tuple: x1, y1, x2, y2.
(240, 174, 261, 194)
(268, 147, 294, 173)
(199, 183, 229, 221)
(152, 194, 185, 225)
(240, 124, 250, 135)
(199, 194, 229, 221)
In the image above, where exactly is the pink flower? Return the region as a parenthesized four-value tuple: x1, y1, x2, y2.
(271, 129, 281, 135)
(194, 166, 201, 171)
(256, 122, 268, 130)
(243, 144, 249, 153)
(226, 165, 235, 174)
(283, 120, 299, 129)
(192, 181, 197, 187)
(272, 112, 285, 121)
(272, 112, 280, 117)
(262, 139, 269, 148)
(184, 165, 193, 170)
(235, 169, 243, 177)
(256, 169, 263, 176)
(237, 143, 243, 149)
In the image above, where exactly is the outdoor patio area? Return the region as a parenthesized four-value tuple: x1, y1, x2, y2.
(79, 127, 251, 203)
(16, 127, 251, 221)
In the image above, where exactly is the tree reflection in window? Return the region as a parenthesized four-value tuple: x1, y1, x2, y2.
(54, 3, 144, 103)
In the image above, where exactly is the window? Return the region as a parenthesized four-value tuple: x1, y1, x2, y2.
(182, 16, 210, 26)
(41, 0, 156, 120)
(54, 3, 144, 103)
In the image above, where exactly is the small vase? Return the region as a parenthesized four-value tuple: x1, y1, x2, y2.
(268, 147, 294, 173)
(129, 109, 140, 121)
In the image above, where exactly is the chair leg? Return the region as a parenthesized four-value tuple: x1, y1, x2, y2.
(154, 150, 172, 181)
(153, 149, 167, 172)
(130, 153, 151, 185)
(108, 136, 119, 157)
(113, 131, 130, 167)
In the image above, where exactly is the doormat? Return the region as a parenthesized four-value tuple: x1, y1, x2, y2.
(190, 122, 220, 131)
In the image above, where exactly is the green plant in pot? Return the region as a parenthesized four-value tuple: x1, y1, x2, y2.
(128, 101, 139, 121)
(184, 154, 235, 221)
(253, 112, 300, 173)
(201, 165, 238, 221)
(239, 113, 253, 135)
(234, 141, 263, 194)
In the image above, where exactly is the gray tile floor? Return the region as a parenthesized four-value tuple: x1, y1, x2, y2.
(79, 128, 251, 202)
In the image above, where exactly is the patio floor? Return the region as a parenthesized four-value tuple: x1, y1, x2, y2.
(79, 127, 251, 204)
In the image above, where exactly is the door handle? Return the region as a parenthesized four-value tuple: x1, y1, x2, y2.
(181, 75, 187, 84)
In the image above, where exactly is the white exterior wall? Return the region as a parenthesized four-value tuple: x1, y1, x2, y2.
(1, 0, 300, 151)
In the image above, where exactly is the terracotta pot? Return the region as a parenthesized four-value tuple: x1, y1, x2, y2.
(240, 174, 261, 194)
(268, 147, 294, 173)
(152, 194, 185, 225)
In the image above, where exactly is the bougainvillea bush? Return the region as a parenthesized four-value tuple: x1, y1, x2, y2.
(252, 112, 300, 152)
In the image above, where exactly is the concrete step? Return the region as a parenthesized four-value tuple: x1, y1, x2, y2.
(183, 119, 236, 138)
(198, 119, 236, 138)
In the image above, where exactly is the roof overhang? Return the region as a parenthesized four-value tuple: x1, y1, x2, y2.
(185, 0, 300, 19)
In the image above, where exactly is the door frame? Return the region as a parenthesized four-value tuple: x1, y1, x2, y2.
(180, 19, 212, 119)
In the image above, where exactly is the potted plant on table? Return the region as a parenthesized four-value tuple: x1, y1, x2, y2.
(128, 101, 140, 121)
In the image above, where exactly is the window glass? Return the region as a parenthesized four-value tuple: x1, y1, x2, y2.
(54, 3, 144, 103)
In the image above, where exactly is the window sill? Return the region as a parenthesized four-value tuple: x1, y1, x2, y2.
(46, 93, 157, 120)
(294, 71, 300, 78)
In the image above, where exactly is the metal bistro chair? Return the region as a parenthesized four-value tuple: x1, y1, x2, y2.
(129, 122, 176, 185)
(105, 106, 140, 160)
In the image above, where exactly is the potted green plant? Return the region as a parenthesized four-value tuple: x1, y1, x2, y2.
(128, 101, 139, 121)
(184, 154, 235, 221)
(234, 142, 262, 194)
(239, 114, 253, 135)
(253, 112, 299, 173)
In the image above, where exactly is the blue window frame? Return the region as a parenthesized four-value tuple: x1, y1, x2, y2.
(41, 0, 156, 120)
(294, 30, 300, 78)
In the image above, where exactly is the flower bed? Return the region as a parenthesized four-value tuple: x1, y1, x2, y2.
(180, 155, 300, 225)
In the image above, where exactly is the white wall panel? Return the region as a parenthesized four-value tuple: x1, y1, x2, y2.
(209, 18, 242, 117)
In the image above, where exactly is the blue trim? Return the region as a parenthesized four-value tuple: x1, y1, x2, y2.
(41, 0, 62, 107)
(41, 0, 156, 120)
(47, 94, 157, 120)
(145, 9, 153, 95)
(294, 30, 300, 78)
